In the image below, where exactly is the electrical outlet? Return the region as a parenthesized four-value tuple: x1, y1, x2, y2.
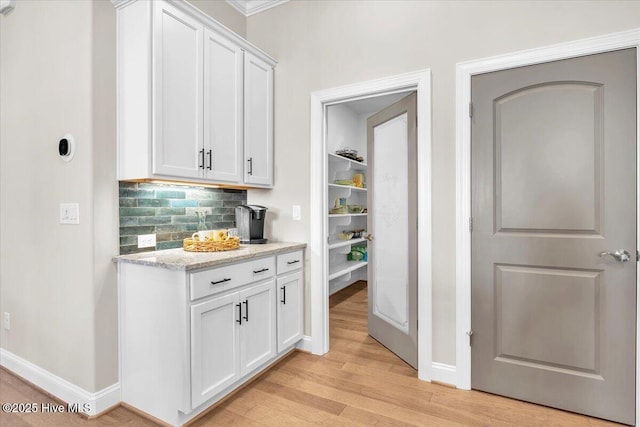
(292, 205, 301, 221)
(4, 312, 10, 330)
(138, 234, 156, 248)
(60, 203, 80, 224)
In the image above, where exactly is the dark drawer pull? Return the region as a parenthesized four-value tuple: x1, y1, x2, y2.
(243, 300, 249, 321)
(236, 303, 242, 325)
(253, 268, 269, 274)
(286, 260, 300, 265)
(211, 278, 231, 285)
(281, 286, 286, 304)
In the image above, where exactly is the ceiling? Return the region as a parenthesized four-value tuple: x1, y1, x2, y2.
(226, 0, 289, 17)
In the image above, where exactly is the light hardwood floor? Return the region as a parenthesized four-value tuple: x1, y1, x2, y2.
(0, 281, 622, 426)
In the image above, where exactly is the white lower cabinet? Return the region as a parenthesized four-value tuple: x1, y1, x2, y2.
(191, 280, 276, 409)
(239, 281, 277, 374)
(191, 293, 240, 408)
(118, 248, 304, 426)
(277, 272, 304, 352)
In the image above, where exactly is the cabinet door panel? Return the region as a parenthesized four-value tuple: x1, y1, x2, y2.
(153, 2, 203, 179)
(191, 293, 239, 408)
(238, 280, 276, 375)
(204, 29, 243, 183)
(277, 272, 304, 352)
(243, 53, 273, 186)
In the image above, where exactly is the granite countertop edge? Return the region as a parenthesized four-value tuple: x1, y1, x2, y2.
(112, 242, 307, 271)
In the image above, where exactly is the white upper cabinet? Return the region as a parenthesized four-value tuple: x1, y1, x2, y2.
(204, 29, 244, 183)
(153, 2, 203, 179)
(115, 0, 276, 188)
(244, 53, 274, 186)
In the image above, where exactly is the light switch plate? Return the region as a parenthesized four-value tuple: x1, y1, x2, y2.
(60, 203, 80, 224)
(292, 205, 301, 221)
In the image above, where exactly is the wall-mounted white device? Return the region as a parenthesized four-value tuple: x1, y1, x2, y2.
(58, 134, 75, 162)
(60, 203, 80, 225)
(0, 0, 15, 15)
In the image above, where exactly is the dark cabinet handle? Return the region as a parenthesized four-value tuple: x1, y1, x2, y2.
(253, 268, 269, 274)
(199, 149, 205, 169)
(243, 300, 249, 321)
(206, 150, 212, 170)
(281, 286, 286, 304)
(211, 278, 231, 285)
(236, 303, 242, 325)
(286, 260, 300, 265)
(247, 157, 253, 175)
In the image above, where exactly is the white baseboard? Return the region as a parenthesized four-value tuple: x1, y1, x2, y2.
(0, 348, 120, 416)
(295, 335, 313, 353)
(431, 362, 456, 386)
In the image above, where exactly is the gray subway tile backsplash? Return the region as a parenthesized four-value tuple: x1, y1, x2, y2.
(118, 182, 246, 255)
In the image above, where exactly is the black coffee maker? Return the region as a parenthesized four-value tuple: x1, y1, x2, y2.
(235, 205, 268, 244)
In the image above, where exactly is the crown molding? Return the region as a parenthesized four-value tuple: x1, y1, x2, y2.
(226, 0, 289, 17)
(111, 0, 136, 9)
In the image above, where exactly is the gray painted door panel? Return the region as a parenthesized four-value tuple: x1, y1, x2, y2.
(367, 92, 418, 368)
(471, 48, 637, 424)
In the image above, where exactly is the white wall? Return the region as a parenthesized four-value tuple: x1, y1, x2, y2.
(188, 0, 246, 37)
(327, 104, 362, 155)
(245, 0, 640, 365)
(1, 0, 102, 391)
(92, 0, 119, 390)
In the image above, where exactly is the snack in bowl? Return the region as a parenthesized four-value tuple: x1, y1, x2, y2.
(213, 229, 228, 241)
(192, 230, 214, 241)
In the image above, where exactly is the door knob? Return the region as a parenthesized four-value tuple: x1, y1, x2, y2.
(599, 249, 631, 263)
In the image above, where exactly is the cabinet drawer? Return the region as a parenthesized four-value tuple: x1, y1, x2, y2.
(190, 256, 275, 301)
(277, 250, 303, 275)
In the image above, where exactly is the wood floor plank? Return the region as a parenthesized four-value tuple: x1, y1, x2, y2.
(275, 361, 435, 413)
(338, 406, 418, 427)
(239, 387, 359, 427)
(189, 406, 265, 427)
(265, 369, 462, 426)
(252, 379, 346, 416)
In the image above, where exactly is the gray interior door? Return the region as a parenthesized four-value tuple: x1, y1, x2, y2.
(471, 48, 637, 424)
(367, 92, 418, 369)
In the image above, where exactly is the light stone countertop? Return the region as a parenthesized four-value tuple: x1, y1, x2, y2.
(113, 242, 306, 271)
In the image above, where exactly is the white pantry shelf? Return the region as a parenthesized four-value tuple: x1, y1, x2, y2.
(328, 261, 368, 281)
(328, 237, 367, 250)
(328, 183, 367, 192)
(328, 152, 367, 170)
(328, 213, 367, 218)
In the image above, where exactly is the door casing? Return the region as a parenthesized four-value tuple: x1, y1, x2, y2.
(455, 28, 640, 424)
(309, 70, 433, 381)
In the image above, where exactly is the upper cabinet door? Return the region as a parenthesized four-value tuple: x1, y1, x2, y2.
(243, 52, 274, 187)
(204, 30, 243, 183)
(153, 2, 204, 179)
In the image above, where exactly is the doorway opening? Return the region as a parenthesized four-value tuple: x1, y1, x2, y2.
(309, 70, 433, 381)
(326, 92, 415, 369)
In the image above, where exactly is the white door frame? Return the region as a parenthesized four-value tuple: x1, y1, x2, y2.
(455, 28, 640, 422)
(310, 70, 433, 380)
